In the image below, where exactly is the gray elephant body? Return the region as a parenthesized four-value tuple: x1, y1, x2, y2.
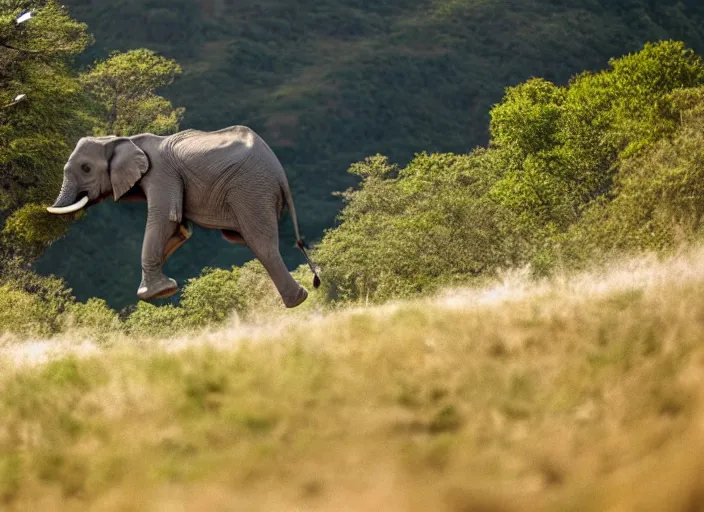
(49, 126, 320, 308)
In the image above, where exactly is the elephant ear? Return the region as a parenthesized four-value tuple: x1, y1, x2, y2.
(109, 139, 149, 200)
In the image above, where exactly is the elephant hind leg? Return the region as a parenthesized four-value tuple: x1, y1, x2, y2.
(240, 227, 307, 308)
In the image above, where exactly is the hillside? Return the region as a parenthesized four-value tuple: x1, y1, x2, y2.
(3, 247, 704, 510)
(35, 0, 704, 309)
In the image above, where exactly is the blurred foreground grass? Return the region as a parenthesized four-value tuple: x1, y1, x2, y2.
(3, 249, 704, 511)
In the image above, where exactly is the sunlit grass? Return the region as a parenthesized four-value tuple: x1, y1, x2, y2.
(2, 248, 704, 510)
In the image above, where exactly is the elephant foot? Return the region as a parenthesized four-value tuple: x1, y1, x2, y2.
(137, 275, 179, 301)
(284, 286, 308, 309)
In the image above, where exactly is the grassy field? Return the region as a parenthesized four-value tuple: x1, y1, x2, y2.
(3, 248, 704, 510)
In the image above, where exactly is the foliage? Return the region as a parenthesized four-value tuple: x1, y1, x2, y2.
(311, 41, 704, 304)
(541, 90, 704, 271)
(178, 266, 244, 327)
(122, 301, 186, 338)
(489, 41, 704, 236)
(80, 48, 184, 135)
(66, 297, 120, 334)
(0, 283, 54, 336)
(0, 269, 74, 336)
(0, 0, 95, 261)
(0, 258, 319, 339)
(2, 202, 77, 260)
(315, 151, 524, 303)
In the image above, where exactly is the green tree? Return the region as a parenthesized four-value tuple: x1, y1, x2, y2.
(0, 0, 95, 267)
(489, 41, 704, 238)
(80, 48, 184, 136)
(179, 267, 244, 327)
(543, 86, 704, 271)
(315, 151, 524, 304)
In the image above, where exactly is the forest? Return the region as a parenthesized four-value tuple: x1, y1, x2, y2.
(16, 0, 704, 308)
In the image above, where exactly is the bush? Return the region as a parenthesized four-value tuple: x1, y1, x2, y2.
(2, 205, 77, 261)
(66, 298, 121, 336)
(179, 267, 244, 327)
(123, 302, 186, 338)
(0, 269, 76, 336)
(0, 285, 57, 337)
(314, 151, 525, 304)
(0, 272, 122, 339)
(489, 41, 704, 237)
(541, 94, 704, 271)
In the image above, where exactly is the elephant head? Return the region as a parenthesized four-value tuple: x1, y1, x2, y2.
(47, 137, 149, 214)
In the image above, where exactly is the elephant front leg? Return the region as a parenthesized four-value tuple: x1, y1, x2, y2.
(137, 209, 180, 301)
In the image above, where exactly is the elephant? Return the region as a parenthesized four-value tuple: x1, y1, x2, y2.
(47, 126, 321, 308)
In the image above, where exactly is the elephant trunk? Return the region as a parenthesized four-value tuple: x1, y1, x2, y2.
(46, 177, 88, 215)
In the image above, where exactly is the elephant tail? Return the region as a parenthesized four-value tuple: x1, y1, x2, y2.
(282, 184, 321, 289)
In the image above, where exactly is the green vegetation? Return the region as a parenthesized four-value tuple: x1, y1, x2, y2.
(315, 151, 523, 303)
(32, 0, 704, 308)
(81, 48, 184, 136)
(0, 0, 94, 264)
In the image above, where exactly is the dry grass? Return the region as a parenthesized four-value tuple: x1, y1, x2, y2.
(2, 248, 704, 511)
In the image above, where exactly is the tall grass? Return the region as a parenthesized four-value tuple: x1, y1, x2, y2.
(2, 247, 704, 510)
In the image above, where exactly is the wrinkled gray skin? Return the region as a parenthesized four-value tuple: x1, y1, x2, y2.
(48, 126, 320, 308)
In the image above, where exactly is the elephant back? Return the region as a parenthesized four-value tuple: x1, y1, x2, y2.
(163, 126, 263, 178)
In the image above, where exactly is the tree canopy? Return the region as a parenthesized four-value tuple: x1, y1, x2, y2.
(81, 48, 183, 136)
(0, 0, 95, 263)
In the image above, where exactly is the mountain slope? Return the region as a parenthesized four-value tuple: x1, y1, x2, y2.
(37, 0, 704, 308)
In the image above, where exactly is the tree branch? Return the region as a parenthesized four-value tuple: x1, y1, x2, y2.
(0, 42, 77, 54)
(1, 96, 26, 110)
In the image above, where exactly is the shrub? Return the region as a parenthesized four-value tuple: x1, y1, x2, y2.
(0, 285, 55, 337)
(541, 94, 704, 271)
(123, 302, 186, 338)
(314, 151, 525, 304)
(179, 267, 244, 327)
(489, 41, 704, 237)
(66, 298, 121, 336)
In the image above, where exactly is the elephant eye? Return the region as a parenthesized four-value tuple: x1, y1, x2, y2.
(81, 164, 91, 173)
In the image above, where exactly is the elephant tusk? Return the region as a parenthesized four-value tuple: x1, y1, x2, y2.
(46, 195, 89, 214)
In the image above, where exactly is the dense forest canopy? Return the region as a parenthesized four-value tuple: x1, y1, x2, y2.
(28, 0, 704, 308)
